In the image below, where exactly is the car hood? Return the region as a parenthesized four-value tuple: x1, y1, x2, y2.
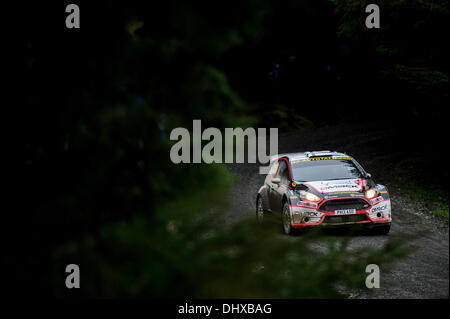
(304, 178, 365, 195)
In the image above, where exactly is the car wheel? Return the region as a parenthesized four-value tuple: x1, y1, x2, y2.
(282, 202, 295, 235)
(256, 196, 265, 222)
(372, 224, 391, 235)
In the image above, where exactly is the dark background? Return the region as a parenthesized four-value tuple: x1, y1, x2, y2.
(8, 0, 448, 297)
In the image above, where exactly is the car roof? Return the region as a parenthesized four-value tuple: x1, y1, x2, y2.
(270, 150, 353, 163)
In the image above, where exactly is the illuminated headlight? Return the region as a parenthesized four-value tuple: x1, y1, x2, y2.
(301, 192, 321, 202)
(365, 188, 378, 199)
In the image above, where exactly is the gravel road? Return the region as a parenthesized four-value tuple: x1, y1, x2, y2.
(225, 123, 449, 299)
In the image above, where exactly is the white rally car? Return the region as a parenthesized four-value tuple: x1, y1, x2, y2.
(256, 151, 392, 235)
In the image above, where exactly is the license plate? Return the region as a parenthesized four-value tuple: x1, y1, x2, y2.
(334, 209, 356, 215)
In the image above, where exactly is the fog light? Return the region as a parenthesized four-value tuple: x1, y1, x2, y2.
(292, 213, 302, 224)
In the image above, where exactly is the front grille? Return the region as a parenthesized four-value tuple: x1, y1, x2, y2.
(319, 198, 369, 212)
(322, 214, 368, 224)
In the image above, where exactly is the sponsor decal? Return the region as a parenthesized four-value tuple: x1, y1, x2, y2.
(306, 179, 363, 194)
(305, 211, 321, 217)
(326, 191, 361, 195)
(370, 196, 384, 205)
(371, 204, 387, 213)
(308, 156, 332, 161)
(292, 156, 353, 164)
(297, 201, 318, 209)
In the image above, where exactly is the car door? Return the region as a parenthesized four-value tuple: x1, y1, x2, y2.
(266, 161, 280, 211)
(269, 159, 289, 212)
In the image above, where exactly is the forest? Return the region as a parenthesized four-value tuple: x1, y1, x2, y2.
(11, 0, 448, 297)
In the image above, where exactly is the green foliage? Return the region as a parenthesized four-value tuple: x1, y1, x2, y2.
(395, 156, 449, 220)
(48, 1, 269, 236)
(380, 65, 448, 97)
(406, 183, 449, 219)
(53, 192, 408, 298)
(330, 0, 449, 60)
(329, 0, 448, 119)
(261, 104, 315, 133)
(23, 1, 412, 297)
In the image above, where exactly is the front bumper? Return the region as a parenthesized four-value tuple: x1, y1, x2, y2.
(289, 195, 391, 229)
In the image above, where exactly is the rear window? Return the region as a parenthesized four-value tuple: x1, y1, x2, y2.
(291, 159, 363, 182)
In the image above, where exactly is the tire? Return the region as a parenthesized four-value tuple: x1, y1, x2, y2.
(282, 202, 295, 235)
(256, 196, 265, 223)
(372, 224, 391, 235)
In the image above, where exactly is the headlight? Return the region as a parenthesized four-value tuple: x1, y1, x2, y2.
(365, 188, 378, 199)
(301, 192, 321, 202)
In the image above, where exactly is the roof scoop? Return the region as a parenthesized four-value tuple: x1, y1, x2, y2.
(305, 151, 334, 158)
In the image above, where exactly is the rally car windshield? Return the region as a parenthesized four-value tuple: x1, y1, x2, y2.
(291, 159, 364, 182)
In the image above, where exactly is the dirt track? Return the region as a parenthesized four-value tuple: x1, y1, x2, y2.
(225, 123, 449, 299)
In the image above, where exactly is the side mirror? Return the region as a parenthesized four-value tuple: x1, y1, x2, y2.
(272, 177, 281, 184)
(366, 173, 372, 179)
